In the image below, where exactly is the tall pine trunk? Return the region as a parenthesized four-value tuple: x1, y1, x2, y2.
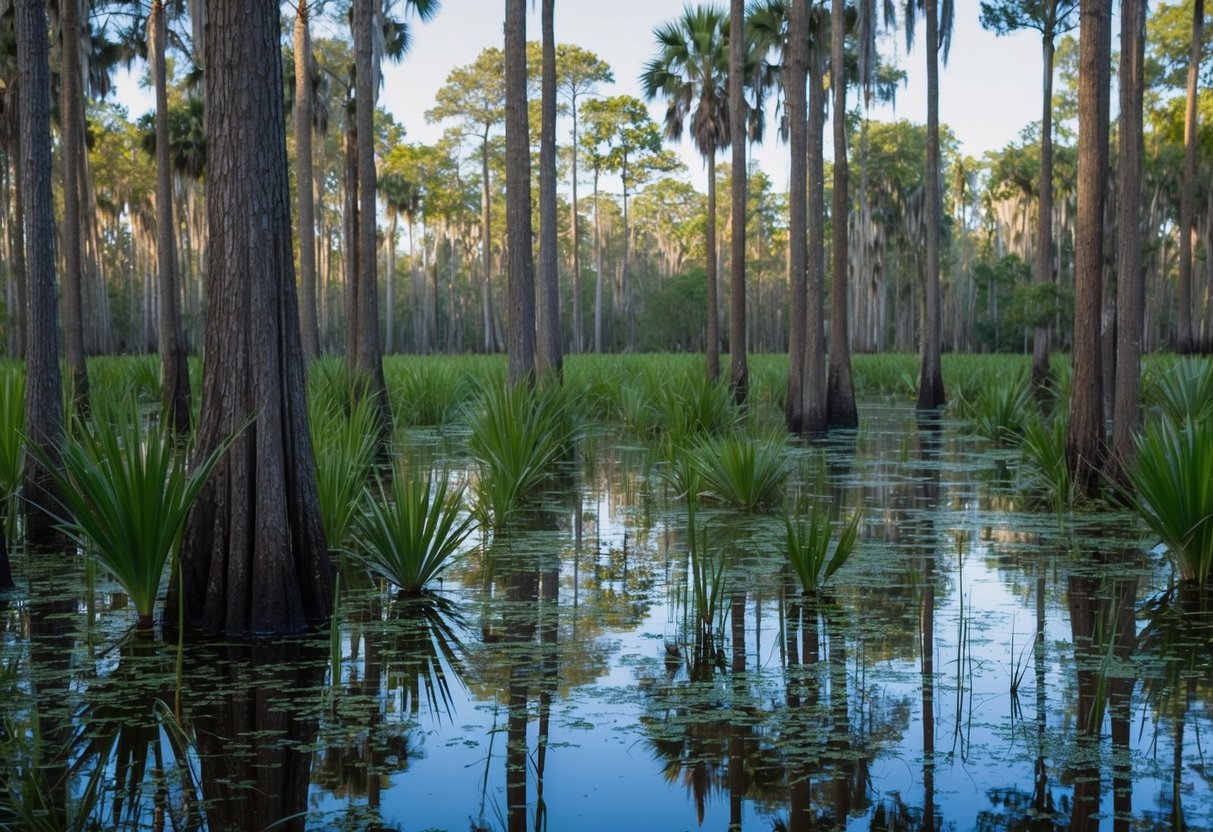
(827, 0, 857, 427)
(727, 0, 747, 402)
(804, 23, 827, 432)
(295, 2, 320, 357)
(504, 0, 536, 386)
(916, 0, 945, 411)
(706, 152, 720, 382)
(1177, 0, 1203, 353)
(60, 0, 88, 410)
(785, 0, 809, 432)
(1032, 29, 1057, 394)
(536, 0, 562, 378)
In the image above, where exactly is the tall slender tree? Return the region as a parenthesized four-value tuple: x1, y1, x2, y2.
(642, 4, 731, 383)
(151, 0, 191, 434)
(904, 0, 954, 411)
(1111, 0, 1146, 480)
(536, 0, 562, 379)
(1066, 0, 1111, 493)
(1177, 0, 1205, 353)
(59, 0, 88, 410)
(504, 0, 535, 386)
(728, 0, 748, 402)
(294, 0, 321, 357)
(980, 0, 1079, 395)
(783, 0, 814, 432)
(171, 0, 332, 636)
(826, 0, 857, 427)
(555, 46, 613, 354)
(17, 0, 65, 545)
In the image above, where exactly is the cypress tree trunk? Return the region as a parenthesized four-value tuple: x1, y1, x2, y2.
(804, 25, 827, 433)
(59, 0, 88, 410)
(916, 0, 946, 411)
(504, 0, 536, 386)
(17, 0, 64, 545)
(785, 0, 809, 433)
(1177, 0, 1203, 353)
(827, 0, 857, 427)
(1032, 29, 1057, 395)
(172, 0, 332, 636)
(706, 152, 720, 382)
(295, 1, 321, 357)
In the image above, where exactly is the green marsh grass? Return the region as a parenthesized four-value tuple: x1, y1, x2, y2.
(1016, 411, 1073, 524)
(1130, 417, 1213, 583)
(466, 381, 578, 528)
(46, 405, 229, 628)
(385, 357, 481, 427)
(352, 466, 475, 595)
(786, 502, 861, 594)
(1144, 356, 1213, 426)
(309, 388, 381, 553)
(959, 369, 1032, 445)
(0, 366, 24, 544)
(686, 433, 791, 511)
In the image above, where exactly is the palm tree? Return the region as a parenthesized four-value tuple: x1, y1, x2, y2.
(904, 0, 954, 411)
(980, 0, 1079, 396)
(642, 4, 731, 383)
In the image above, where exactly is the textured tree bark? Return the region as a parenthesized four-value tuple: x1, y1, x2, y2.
(1031, 30, 1057, 395)
(728, 0, 748, 403)
(295, 1, 321, 358)
(706, 152, 720, 382)
(1177, 0, 1203, 353)
(152, 0, 191, 435)
(916, 0, 946, 411)
(826, 0, 857, 428)
(535, 0, 562, 379)
(171, 0, 332, 636)
(1066, 0, 1111, 494)
(504, 0, 535, 387)
(785, 0, 809, 433)
(59, 0, 88, 411)
(17, 0, 65, 546)
(353, 0, 391, 427)
(343, 118, 359, 362)
(1111, 0, 1145, 481)
(804, 30, 827, 432)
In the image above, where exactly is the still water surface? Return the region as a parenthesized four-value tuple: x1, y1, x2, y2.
(1, 401, 1210, 831)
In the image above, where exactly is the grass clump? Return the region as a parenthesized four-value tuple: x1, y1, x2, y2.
(1145, 356, 1213, 426)
(1130, 417, 1213, 584)
(47, 405, 227, 627)
(958, 370, 1031, 445)
(786, 502, 861, 594)
(0, 367, 24, 544)
(466, 382, 577, 528)
(352, 467, 475, 595)
(1016, 411, 1073, 523)
(309, 388, 381, 553)
(686, 433, 791, 511)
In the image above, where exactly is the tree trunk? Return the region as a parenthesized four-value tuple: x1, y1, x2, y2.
(386, 212, 396, 354)
(706, 151, 720, 382)
(1177, 0, 1203, 353)
(172, 0, 332, 636)
(827, 0, 857, 427)
(804, 26, 827, 432)
(504, 0, 536, 386)
(343, 117, 359, 362)
(728, 0, 748, 402)
(17, 0, 65, 545)
(481, 131, 493, 353)
(1032, 29, 1057, 395)
(535, 0, 562, 378)
(295, 2, 320, 357)
(593, 167, 604, 353)
(916, 0, 946, 411)
(353, 0, 391, 427)
(785, 0, 808, 433)
(153, 0, 191, 435)
(59, 0, 88, 410)
(1066, 0, 1111, 494)
(571, 104, 583, 353)
(1111, 0, 1145, 481)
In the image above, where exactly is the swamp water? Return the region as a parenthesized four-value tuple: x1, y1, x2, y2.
(1, 401, 1210, 831)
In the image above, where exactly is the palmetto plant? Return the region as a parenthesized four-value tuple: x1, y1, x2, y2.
(961, 369, 1031, 445)
(686, 433, 791, 511)
(1130, 417, 1213, 584)
(786, 502, 861, 594)
(1145, 356, 1213, 427)
(46, 406, 229, 628)
(1016, 411, 1072, 525)
(0, 367, 24, 545)
(352, 467, 475, 595)
(466, 382, 577, 527)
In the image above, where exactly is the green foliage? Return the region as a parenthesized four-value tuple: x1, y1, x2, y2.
(1016, 410, 1073, 523)
(309, 388, 381, 553)
(1144, 356, 1213, 426)
(1130, 417, 1213, 584)
(786, 504, 862, 594)
(46, 405, 228, 625)
(853, 354, 919, 398)
(651, 371, 739, 452)
(352, 467, 475, 595)
(957, 369, 1032, 444)
(637, 269, 709, 352)
(685, 433, 791, 511)
(466, 382, 577, 527)
(0, 367, 24, 544)
(686, 501, 727, 633)
(386, 359, 472, 427)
